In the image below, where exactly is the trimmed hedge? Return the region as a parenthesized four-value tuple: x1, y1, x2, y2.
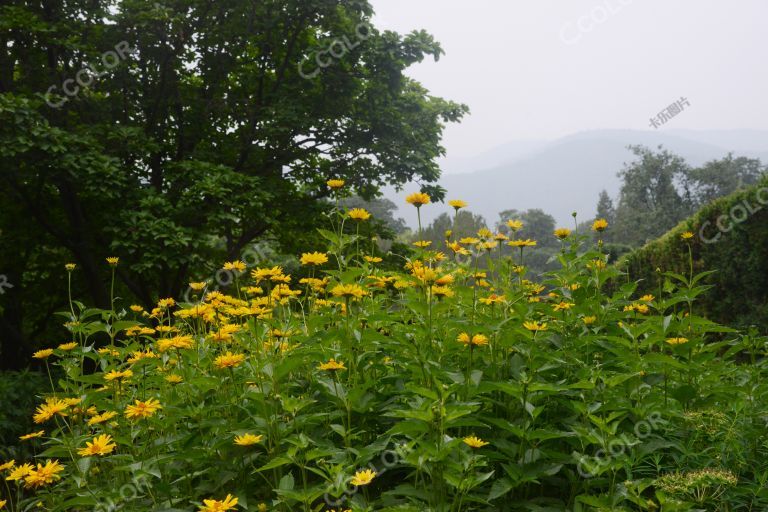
(620, 176, 768, 329)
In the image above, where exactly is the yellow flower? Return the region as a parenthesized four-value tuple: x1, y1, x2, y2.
(448, 199, 467, 210)
(234, 433, 264, 446)
(250, 265, 285, 283)
(125, 398, 162, 420)
(350, 468, 376, 486)
(157, 297, 176, 308)
(477, 227, 493, 239)
(104, 369, 133, 382)
(327, 179, 345, 190)
(523, 321, 547, 332)
(57, 341, 77, 351)
(257, 504, 267, 512)
(157, 335, 194, 353)
(33, 399, 69, 424)
(106, 257, 119, 266)
(6, 462, 34, 482)
(506, 219, 523, 231)
(680, 231, 694, 240)
(300, 252, 329, 266)
(189, 282, 207, 291)
(554, 228, 571, 240)
(588, 258, 607, 270)
(165, 374, 183, 384)
(347, 208, 371, 221)
(127, 349, 158, 364)
(592, 218, 608, 232)
(331, 283, 367, 299)
(508, 239, 537, 247)
(78, 434, 116, 457)
(405, 192, 431, 207)
(447, 241, 469, 256)
(65, 263, 76, 271)
(24, 460, 64, 489)
(470, 334, 489, 346)
(665, 337, 689, 345)
(582, 316, 597, 325)
(0, 460, 14, 472)
(318, 359, 347, 371)
(32, 349, 54, 359)
(463, 436, 489, 448)
(479, 294, 505, 305)
(88, 411, 118, 426)
(431, 285, 454, 298)
(19, 430, 45, 441)
(214, 352, 246, 370)
(223, 261, 246, 272)
(198, 494, 239, 512)
(364, 255, 383, 263)
(553, 301, 574, 311)
(413, 240, 432, 248)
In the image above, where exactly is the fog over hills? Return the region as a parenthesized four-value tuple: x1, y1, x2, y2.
(387, 129, 768, 228)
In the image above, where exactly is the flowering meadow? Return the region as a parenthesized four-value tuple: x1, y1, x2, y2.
(3, 183, 768, 512)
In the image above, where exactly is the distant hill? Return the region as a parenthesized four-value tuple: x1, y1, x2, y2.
(387, 129, 768, 228)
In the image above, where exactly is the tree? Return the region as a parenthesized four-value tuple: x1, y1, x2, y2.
(0, 0, 467, 367)
(419, 211, 487, 250)
(613, 146, 694, 246)
(685, 154, 766, 206)
(594, 190, 616, 242)
(498, 208, 558, 248)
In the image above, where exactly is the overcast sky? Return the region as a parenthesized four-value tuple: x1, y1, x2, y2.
(371, 0, 768, 160)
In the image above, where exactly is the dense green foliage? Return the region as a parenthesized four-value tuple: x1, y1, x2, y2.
(621, 175, 768, 328)
(0, 369, 48, 460)
(4, 201, 768, 511)
(0, 0, 466, 367)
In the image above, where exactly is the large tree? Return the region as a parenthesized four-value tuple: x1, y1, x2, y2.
(613, 146, 694, 247)
(0, 0, 467, 367)
(685, 153, 766, 206)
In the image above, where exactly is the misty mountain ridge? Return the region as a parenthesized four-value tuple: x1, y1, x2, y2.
(387, 129, 768, 228)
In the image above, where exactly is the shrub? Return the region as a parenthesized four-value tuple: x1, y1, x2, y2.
(620, 176, 768, 329)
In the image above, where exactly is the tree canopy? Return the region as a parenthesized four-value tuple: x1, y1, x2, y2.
(0, 0, 467, 367)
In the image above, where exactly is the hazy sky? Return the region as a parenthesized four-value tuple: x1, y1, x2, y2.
(371, 0, 768, 160)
